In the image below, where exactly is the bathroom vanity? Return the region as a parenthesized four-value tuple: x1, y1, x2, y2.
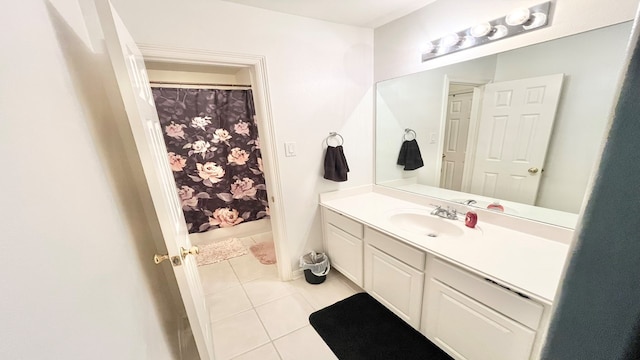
(320, 186, 571, 360)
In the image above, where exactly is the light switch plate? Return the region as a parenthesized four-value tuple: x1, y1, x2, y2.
(284, 142, 296, 157)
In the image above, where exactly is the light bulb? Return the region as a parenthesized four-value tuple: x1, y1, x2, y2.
(488, 25, 508, 40)
(523, 12, 548, 30)
(459, 36, 476, 49)
(505, 7, 531, 26)
(440, 33, 461, 48)
(470, 22, 492, 38)
(421, 42, 436, 54)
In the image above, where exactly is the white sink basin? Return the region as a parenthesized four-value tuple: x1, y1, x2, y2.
(388, 211, 464, 237)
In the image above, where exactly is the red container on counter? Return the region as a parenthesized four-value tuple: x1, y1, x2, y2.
(465, 211, 478, 228)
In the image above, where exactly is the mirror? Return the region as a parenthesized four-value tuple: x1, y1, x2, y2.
(376, 22, 632, 228)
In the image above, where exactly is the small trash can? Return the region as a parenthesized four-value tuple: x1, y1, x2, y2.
(299, 251, 330, 284)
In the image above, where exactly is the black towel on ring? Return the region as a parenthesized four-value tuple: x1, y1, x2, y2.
(397, 139, 424, 171)
(324, 145, 350, 182)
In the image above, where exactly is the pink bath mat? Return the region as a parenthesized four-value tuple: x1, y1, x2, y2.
(250, 241, 277, 265)
(196, 238, 248, 266)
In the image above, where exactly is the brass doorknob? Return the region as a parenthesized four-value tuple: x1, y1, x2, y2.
(154, 254, 170, 264)
(528, 167, 539, 174)
(181, 246, 199, 259)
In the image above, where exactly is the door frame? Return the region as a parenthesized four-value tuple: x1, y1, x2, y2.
(435, 75, 488, 189)
(460, 86, 484, 192)
(137, 44, 291, 280)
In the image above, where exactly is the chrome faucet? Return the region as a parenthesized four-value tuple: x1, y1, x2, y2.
(431, 206, 458, 220)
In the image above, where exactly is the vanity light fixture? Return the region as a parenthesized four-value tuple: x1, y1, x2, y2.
(422, 1, 551, 62)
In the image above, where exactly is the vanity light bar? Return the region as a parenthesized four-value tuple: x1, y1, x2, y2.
(421, 1, 551, 62)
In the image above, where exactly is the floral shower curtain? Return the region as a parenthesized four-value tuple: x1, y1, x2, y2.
(152, 88, 269, 233)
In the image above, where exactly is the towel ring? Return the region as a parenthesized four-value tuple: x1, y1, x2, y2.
(403, 128, 417, 141)
(326, 132, 344, 146)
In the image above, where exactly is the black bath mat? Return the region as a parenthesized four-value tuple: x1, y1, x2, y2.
(309, 292, 453, 360)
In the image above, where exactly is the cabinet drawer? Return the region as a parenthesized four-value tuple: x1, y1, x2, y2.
(365, 227, 425, 270)
(324, 209, 363, 239)
(429, 256, 543, 330)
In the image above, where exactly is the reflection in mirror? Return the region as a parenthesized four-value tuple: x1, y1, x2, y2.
(376, 22, 632, 228)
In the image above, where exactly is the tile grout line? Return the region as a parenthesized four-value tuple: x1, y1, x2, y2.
(230, 254, 283, 359)
(215, 308, 271, 360)
(210, 237, 264, 359)
(230, 247, 282, 358)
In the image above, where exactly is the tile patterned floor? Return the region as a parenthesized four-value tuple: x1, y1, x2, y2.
(199, 233, 361, 360)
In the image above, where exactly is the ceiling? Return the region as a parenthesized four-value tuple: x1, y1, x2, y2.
(220, 0, 438, 28)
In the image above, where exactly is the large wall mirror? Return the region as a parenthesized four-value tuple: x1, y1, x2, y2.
(376, 21, 632, 228)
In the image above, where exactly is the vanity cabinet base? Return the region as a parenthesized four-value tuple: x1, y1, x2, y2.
(320, 205, 550, 360)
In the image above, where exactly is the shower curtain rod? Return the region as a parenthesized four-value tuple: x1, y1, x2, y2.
(149, 80, 252, 88)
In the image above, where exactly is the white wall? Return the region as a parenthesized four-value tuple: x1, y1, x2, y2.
(493, 22, 632, 213)
(0, 0, 181, 359)
(110, 0, 374, 272)
(374, 0, 639, 82)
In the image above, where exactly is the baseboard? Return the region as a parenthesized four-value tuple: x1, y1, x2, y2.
(292, 268, 304, 280)
(189, 218, 271, 246)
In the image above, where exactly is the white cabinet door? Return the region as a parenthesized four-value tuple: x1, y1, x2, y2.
(425, 279, 536, 360)
(326, 224, 363, 286)
(364, 244, 424, 329)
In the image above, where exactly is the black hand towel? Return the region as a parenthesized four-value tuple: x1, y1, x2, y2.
(324, 145, 350, 182)
(397, 139, 424, 170)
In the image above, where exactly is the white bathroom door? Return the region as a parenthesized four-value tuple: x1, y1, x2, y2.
(469, 74, 563, 204)
(440, 92, 473, 191)
(94, 1, 214, 359)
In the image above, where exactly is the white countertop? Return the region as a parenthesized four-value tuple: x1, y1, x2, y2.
(321, 191, 571, 304)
